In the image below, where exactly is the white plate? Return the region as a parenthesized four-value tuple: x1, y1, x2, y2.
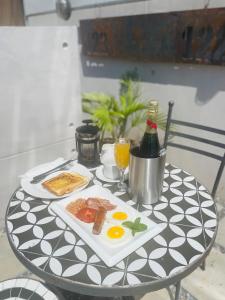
(50, 185, 165, 267)
(21, 163, 93, 199)
(95, 165, 129, 183)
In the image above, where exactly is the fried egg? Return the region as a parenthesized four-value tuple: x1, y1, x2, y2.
(107, 226, 125, 239)
(100, 224, 132, 246)
(112, 211, 128, 221)
(106, 208, 129, 226)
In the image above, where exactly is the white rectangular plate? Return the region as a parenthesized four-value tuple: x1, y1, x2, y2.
(50, 185, 165, 267)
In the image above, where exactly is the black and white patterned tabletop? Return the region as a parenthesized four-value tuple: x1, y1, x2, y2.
(5, 164, 218, 297)
(0, 278, 60, 300)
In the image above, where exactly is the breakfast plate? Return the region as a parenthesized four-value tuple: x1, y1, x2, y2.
(50, 185, 165, 267)
(21, 163, 93, 199)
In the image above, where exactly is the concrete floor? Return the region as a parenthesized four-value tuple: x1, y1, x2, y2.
(0, 200, 225, 300)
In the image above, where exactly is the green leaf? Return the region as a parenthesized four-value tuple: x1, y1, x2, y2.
(82, 92, 113, 104)
(122, 218, 148, 236)
(135, 223, 148, 231)
(134, 217, 141, 225)
(122, 221, 135, 229)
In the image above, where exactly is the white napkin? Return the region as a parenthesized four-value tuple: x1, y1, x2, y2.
(20, 157, 66, 180)
(100, 144, 116, 165)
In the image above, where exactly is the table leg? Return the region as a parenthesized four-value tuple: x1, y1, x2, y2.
(200, 259, 206, 271)
(174, 281, 181, 300)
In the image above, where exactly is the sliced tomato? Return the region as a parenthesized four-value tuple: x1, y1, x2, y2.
(76, 208, 97, 223)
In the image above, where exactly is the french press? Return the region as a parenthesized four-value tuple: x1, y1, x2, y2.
(75, 120, 100, 168)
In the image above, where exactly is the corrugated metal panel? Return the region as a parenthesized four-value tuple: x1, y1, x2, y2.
(80, 8, 225, 65)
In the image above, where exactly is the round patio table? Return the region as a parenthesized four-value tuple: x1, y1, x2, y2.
(5, 163, 218, 299)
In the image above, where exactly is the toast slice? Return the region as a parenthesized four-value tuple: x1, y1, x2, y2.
(42, 172, 88, 196)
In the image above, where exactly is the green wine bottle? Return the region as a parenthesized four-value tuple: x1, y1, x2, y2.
(139, 100, 160, 158)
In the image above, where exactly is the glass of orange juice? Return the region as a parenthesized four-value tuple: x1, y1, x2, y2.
(114, 137, 130, 192)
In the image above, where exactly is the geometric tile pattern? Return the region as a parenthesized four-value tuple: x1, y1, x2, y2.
(0, 278, 60, 300)
(5, 164, 217, 297)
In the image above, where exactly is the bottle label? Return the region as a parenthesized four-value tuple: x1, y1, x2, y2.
(146, 119, 157, 130)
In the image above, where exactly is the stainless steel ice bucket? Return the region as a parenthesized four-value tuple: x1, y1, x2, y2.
(129, 147, 166, 205)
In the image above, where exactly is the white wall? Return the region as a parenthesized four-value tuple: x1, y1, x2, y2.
(0, 27, 82, 228)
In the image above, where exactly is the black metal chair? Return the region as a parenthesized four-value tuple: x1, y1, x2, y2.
(164, 101, 225, 199)
(163, 101, 225, 300)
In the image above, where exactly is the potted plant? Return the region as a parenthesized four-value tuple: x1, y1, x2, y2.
(82, 69, 167, 145)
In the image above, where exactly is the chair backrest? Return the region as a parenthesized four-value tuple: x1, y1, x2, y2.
(163, 101, 225, 198)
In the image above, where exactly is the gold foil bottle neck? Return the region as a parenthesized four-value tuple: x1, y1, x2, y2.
(148, 100, 159, 115)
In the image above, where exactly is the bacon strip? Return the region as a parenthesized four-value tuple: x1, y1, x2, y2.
(66, 198, 87, 216)
(86, 197, 117, 211)
(66, 197, 117, 219)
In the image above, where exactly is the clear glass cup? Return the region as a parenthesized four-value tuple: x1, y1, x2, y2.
(114, 137, 130, 192)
